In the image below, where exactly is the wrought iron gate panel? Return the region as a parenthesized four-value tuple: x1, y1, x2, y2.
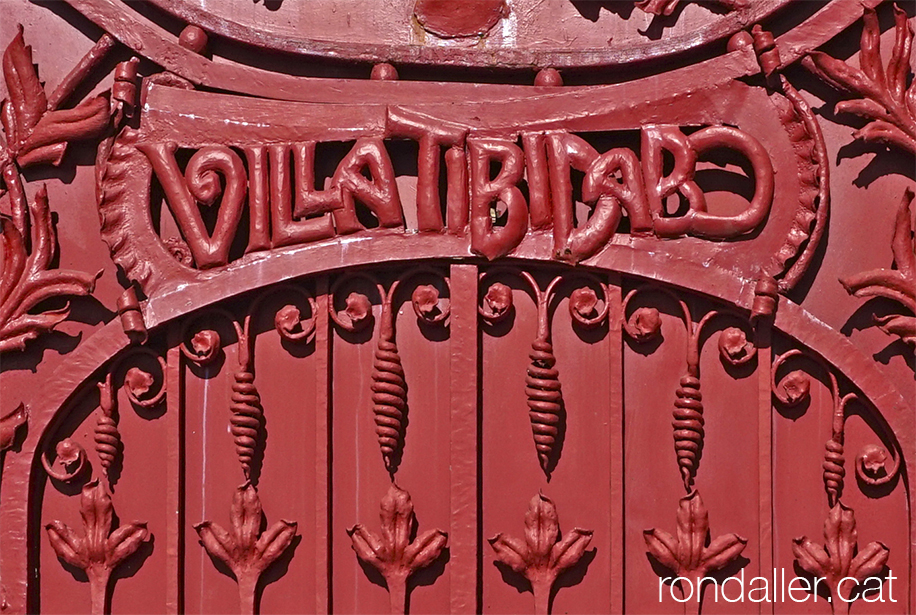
(0, 1, 913, 614)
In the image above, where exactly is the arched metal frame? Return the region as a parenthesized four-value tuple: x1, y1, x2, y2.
(1, 0, 912, 612)
(3, 246, 913, 612)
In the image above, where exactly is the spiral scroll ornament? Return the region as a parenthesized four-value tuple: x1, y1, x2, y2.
(372, 335, 408, 473)
(771, 349, 901, 503)
(522, 273, 570, 476)
(230, 367, 263, 479)
(623, 287, 714, 491)
(526, 339, 563, 475)
(672, 374, 704, 490)
(856, 444, 895, 486)
(95, 374, 121, 480)
(182, 328, 222, 366)
(480, 272, 609, 477)
(330, 276, 408, 473)
(479, 282, 513, 323)
(822, 390, 857, 507)
(42, 438, 90, 484)
(121, 349, 168, 409)
(823, 437, 845, 506)
(95, 413, 119, 477)
(331, 271, 449, 474)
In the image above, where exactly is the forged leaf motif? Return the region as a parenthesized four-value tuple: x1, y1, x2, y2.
(17, 95, 111, 167)
(805, 5, 916, 154)
(840, 188, 915, 347)
(1, 26, 111, 168)
(792, 502, 889, 611)
(106, 524, 149, 569)
(488, 533, 529, 574)
(873, 313, 916, 345)
(488, 492, 593, 615)
(348, 483, 448, 615)
(46, 520, 87, 568)
(0, 186, 100, 353)
(2, 25, 46, 144)
(44, 480, 150, 615)
(194, 482, 298, 615)
(0, 26, 115, 353)
(644, 491, 747, 610)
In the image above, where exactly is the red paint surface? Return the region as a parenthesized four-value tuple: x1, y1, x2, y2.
(0, 1, 913, 613)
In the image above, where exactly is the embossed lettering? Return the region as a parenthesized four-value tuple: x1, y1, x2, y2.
(332, 137, 403, 235)
(140, 143, 247, 268)
(468, 138, 529, 260)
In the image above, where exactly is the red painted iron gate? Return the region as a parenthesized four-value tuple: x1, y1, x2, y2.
(0, 1, 913, 614)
